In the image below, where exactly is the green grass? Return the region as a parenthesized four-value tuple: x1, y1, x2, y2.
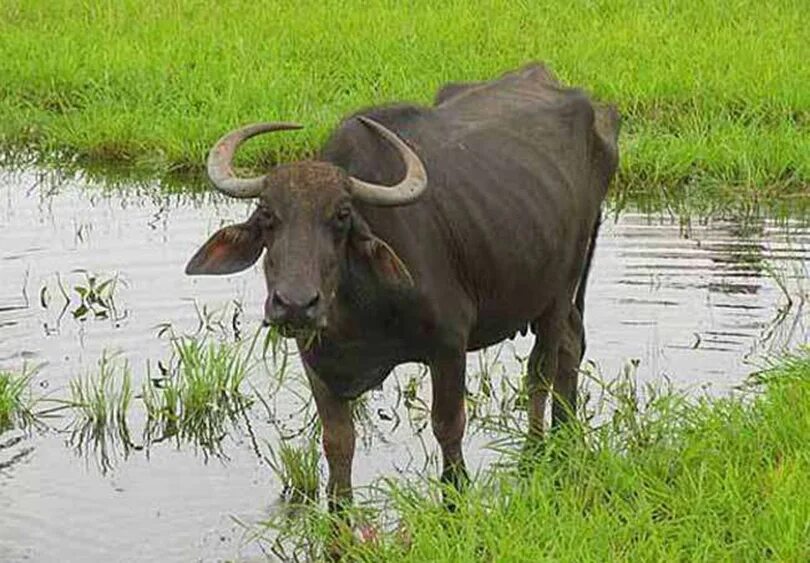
(67, 352, 135, 470)
(0, 367, 37, 433)
(258, 349, 810, 561)
(142, 335, 254, 455)
(62, 333, 257, 469)
(1, 0, 808, 201)
(267, 438, 322, 503)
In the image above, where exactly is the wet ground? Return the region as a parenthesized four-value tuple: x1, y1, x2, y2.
(0, 168, 808, 561)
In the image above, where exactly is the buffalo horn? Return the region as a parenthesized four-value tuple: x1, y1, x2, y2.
(348, 117, 428, 206)
(206, 122, 303, 198)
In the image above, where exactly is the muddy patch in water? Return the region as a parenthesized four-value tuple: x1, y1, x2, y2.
(0, 169, 808, 561)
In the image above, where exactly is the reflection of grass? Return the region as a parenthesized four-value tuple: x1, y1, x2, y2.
(256, 349, 810, 561)
(0, 367, 37, 433)
(1, 1, 808, 200)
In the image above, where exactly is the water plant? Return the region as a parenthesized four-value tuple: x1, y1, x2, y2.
(67, 352, 134, 471)
(141, 334, 255, 457)
(0, 366, 38, 433)
(69, 270, 127, 322)
(266, 437, 322, 504)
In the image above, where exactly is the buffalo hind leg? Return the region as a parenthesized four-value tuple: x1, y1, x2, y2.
(305, 366, 355, 515)
(552, 306, 584, 428)
(429, 352, 469, 498)
(526, 341, 550, 438)
(526, 309, 563, 439)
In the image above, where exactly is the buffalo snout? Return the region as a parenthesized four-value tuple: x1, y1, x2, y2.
(265, 287, 325, 330)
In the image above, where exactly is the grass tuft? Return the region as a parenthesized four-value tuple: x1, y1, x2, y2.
(63, 331, 258, 469)
(267, 438, 322, 504)
(67, 353, 134, 471)
(0, 367, 38, 433)
(142, 335, 254, 456)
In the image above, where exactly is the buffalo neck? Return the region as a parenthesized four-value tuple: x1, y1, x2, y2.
(330, 247, 417, 338)
(296, 247, 426, 399)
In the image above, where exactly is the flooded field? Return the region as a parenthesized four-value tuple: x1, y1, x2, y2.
(1, 168, 808, 561)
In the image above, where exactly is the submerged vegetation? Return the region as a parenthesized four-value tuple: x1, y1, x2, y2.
(258, 349, 810, 561)
(0, 0, 808, 201)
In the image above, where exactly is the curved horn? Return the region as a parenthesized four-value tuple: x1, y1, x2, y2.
(348, 117, 428, 206)
(207, 122, 303, 198)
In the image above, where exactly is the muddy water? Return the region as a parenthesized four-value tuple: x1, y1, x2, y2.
(0, 168, 808, 562)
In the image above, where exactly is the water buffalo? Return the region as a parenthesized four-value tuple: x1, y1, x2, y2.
(186, 62, 620, 512)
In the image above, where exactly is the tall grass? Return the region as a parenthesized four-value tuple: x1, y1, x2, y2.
(256, 348, 810, 561)
(0, 0, 807, 198)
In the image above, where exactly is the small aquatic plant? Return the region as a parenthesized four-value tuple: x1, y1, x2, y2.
(69, 270, 127, 322)
(40, 270, 128, 333)
(142, 335, 254, 456)
(267, 437, 322, 503)
(67, 353, 134, 471)
(0, 367, 37, 433)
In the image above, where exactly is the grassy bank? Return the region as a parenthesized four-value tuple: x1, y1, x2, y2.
(1, 0, 808, 201)
(261, 350, 810, 561)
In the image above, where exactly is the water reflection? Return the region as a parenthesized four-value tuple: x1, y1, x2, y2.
(594, 211, 808, 384)
(0, 433, 34, 474)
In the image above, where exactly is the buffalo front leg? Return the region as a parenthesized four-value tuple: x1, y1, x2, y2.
(429, 353, 468, 492)
(305, 367, 355, 514)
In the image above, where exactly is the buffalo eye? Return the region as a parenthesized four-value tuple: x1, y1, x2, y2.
(257, 207, 279, 230)
(332, 206, 352, 229)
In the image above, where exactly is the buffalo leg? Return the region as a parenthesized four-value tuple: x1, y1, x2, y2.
(552, 306, 583, 427)
(429, 353, 468, 491)
(526, 343, 550, 437)
(527, 310, 563, 438)
(305, 366, 355, 514)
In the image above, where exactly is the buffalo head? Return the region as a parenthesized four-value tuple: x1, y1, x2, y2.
(185, 118, 426, 333)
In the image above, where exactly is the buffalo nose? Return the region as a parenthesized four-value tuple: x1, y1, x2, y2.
(270, 289, 321, 320)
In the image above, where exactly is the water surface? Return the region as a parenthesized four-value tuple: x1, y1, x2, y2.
(0, 169, 807, 561)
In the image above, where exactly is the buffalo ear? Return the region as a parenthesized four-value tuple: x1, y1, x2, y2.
(349, 212, 413, 287)
(185, 223, 263, 275)
(362, 237, 414, 287)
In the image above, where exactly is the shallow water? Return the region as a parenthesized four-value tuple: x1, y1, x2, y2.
(0, 169, 808, 561)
